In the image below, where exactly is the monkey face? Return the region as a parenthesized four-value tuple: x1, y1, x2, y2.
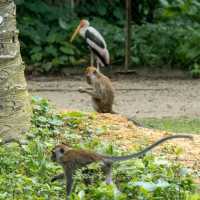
(85, 66, 97, 85)
(51, 145, 65, 163)
(51, 144, 71, 163)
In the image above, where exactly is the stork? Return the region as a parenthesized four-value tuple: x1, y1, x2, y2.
(70, 19, 110, 70)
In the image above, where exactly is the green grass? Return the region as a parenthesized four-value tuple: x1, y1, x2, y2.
(140, 117, 200, 134)
(0, 98, 199, 200)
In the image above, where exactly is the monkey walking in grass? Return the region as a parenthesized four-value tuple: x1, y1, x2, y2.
(51, 134, 192, 200)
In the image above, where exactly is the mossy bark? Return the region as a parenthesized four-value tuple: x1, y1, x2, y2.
(0, 0, 31, 143)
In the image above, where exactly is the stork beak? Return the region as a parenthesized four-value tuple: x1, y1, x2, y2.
(70, 24, 81, 42)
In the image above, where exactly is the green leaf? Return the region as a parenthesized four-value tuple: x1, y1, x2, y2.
(44, 46, 57, 56)
(78, 190, 85, 200)
(30, 47, 42, 54)
(133, 181, 156, 192)
(31, 53, 42, 62)
(58, 18, 68, 30)
(98, 4, 107, 16)
(60, 45, 74, 55)
(42, 62, 53, 72)
(159, 0, 169, 7)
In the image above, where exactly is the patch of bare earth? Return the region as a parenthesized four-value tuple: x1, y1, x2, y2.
(29, 77, 200, 118)
(62, 111, 200, 184)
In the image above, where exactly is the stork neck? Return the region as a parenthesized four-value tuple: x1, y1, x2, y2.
(80, 26, 88, 38)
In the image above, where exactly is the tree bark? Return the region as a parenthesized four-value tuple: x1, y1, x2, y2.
(0, 0, 31, 143)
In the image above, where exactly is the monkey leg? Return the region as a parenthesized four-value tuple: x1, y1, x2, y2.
(101, 162, 113, 184)
(51, 173, 64, 182)
(66, 170, 74, 200)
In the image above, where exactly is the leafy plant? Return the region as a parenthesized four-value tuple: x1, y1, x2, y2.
(190, 63, 200, 78)
(15, 0, 200, 75)
(0, 97, 199, 199)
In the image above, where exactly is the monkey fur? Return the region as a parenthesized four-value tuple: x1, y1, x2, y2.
(51, 134, 192, 200)
(79, 66, 114, 113)
(79, 66, 141, 126)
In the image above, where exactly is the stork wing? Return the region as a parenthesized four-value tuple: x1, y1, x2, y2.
(85, 27, 106, 49)
(86, 39, 110, 66)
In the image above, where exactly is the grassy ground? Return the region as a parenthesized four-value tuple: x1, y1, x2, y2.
(140, 117, 200, 134)
(1, 98, 199, 200)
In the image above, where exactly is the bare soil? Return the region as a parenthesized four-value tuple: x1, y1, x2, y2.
(60, 111, 200, 184)
(28, 76, 200, 118)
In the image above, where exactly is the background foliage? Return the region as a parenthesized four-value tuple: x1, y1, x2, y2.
(15, 0, 200, 76)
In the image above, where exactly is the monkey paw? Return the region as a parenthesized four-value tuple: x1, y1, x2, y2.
(78, 87, 85, 93)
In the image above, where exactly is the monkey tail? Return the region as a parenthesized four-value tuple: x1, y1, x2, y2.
(127, 117, 142, 127)
(104, 135, 193, 162)
(110, 111, 142, 127)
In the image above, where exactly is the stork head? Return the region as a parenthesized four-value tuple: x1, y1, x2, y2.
(80, 19, 90, 28)
(70, 19, 90, 42)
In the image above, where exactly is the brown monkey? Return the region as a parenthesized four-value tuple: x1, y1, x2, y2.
(51, 134, 192, 200)
(79, 66, 141, 126)
(79, 66, 114, 113)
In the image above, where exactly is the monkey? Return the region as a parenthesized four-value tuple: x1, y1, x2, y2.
(78, 66, 141, 126)
(79, 66, 114, 113)
(51, 134, 192, 200)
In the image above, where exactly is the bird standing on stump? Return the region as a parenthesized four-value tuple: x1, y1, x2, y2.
(70, 19, 110, 71)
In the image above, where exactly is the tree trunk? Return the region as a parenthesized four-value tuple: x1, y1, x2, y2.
(0, 0, 31, 143)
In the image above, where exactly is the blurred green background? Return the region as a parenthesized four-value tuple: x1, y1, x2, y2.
(15, 0, 200, 76)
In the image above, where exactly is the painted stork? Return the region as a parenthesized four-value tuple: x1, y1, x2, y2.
(70, 19, 110, 70)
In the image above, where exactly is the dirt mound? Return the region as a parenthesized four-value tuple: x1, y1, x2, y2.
(61, 111, 200, 184)
(92, 114, 199, 171)
(87, 113, 200, 183)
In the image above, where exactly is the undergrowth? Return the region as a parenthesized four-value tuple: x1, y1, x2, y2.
(16, 0, 200, 76)
(0, 97, 199, 200)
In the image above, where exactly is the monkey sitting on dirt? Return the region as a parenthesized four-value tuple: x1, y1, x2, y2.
(79, 66, 114, 113)
(51, 134, 192, 200)
(78, 66, 140, 125)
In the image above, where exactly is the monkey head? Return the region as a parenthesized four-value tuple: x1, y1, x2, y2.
(51, 144, 71, 164)
(85, 66, 99, 85)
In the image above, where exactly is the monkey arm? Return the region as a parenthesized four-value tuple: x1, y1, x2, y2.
(78, 88, 101, 99)
(51, 173, 64, 182)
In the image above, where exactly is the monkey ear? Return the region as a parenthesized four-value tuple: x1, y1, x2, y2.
(61, 142, 70, 147)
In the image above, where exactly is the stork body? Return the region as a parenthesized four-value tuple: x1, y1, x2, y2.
(70, 20, 110, 70)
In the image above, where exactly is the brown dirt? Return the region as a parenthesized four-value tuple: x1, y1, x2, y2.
(87, 113, 199, 170)
(28, 76, 200, 118)
(59, 110, 200, 185)
(60, 111, 200, 184)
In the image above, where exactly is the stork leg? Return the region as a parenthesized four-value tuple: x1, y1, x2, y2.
(96, 59, 100, 72)
(96, 57, 103, 72)
(90, 50, 94, 66)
